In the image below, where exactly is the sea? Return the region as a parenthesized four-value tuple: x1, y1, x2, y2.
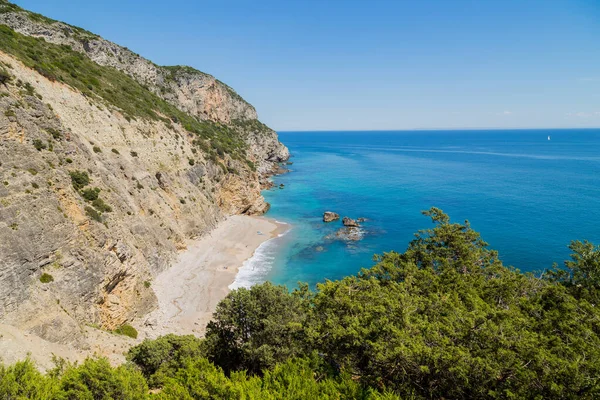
(230, 129, 600, 290)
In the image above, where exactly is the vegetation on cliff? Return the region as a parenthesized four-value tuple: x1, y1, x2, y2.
(0, 24, 247, 161)
(2, 208, 599, 399)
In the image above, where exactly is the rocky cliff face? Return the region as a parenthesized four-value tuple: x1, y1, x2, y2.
(0, 0, 288, 347)
(0, 1, 289, 169)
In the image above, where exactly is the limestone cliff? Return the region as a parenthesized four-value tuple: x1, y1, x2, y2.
(0, 0, 288, 347)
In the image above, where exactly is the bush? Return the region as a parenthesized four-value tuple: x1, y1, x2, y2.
(80, 187, 100, 201)
(92, 198, 112, 212)
(187, 158, 194, 166)
(130, 151, 138, 157)
(0, 67, 11, 85)
(113, 324, 138, 339)
(39, 273, 54, 283)
(32, 139, 46, 151)
(69, 170, 89, 190)
(111, 148, 120, 154)
(84, 206, 101, 222)
(93, 146, 102, 153)
(127, 334, 204, 385)
(65, 158, 73, 164)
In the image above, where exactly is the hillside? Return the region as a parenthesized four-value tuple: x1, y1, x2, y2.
(0, 0, 288, 351)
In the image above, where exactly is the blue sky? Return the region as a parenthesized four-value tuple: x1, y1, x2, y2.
(13, 0, 600, 131)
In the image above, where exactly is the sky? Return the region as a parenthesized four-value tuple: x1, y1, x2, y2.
(11, 0, 600, 131)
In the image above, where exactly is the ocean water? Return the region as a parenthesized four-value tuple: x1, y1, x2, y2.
(232, 129, 600, 289)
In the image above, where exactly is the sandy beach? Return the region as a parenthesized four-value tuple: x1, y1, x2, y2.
(141, 215, 288, 338)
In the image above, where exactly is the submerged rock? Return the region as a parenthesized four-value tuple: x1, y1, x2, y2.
(342, 217, 359, 227)
(357, 217, 367, 223)
(323, 211, 340, 222)
(327, 227, 364, 242)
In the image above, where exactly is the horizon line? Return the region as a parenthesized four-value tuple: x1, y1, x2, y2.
(276, 127, 600, 133)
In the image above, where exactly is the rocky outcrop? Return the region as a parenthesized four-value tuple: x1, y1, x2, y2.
(342, 217, 360, 227)
(323, 212, 340, 222)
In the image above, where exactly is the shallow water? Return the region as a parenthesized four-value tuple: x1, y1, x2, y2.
(233, 129, 600, 289)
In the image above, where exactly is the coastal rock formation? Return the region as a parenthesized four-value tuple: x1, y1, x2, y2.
(327, 227, 365, 242)
(323, 211, 340, 222)
(342, 217, 360, 227)
(0, 0, 288, 350)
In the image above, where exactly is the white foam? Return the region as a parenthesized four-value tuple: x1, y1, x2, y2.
(229, 228, 290, 290)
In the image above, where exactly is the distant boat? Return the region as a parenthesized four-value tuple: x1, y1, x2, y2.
(548, 136, 551, 141)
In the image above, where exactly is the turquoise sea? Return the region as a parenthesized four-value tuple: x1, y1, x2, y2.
(231, 129, 600, 289)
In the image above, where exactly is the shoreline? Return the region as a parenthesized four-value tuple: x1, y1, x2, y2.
(140, 215, 289, 338)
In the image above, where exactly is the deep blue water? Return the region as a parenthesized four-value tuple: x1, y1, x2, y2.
(231, 129, 600, 289)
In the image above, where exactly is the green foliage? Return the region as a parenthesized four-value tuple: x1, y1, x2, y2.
(111, 148, 120, 154)
(0, 359, 57, 399)
(127, 334, 204, 386)
(130, 151, 138, 157)
(57, 358, 147, 399)
(114, 324, 138, 339)
(92, 198, 112, 212)
(69, 170, 90, 190)
(84, 206, 101, 222)
(0, 65, 11, 85)
(204, 282, 308, 375)
(46, 127, 62, 140)
(33, 139, 46, 151)
(39, 273, 54, 283)
(93, 145, 102, 153)
(80, 187, 100, 201)
(548, 240, 600, 304)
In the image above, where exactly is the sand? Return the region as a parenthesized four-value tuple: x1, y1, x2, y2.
(140, 215, 288, 338)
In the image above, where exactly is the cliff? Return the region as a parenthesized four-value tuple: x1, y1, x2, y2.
(0, 0, 288, 348)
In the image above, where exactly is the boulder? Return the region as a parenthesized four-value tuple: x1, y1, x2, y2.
(357, 217, 367, 223)
(342, 217, 359, 227)
(323, 211, 340, 222)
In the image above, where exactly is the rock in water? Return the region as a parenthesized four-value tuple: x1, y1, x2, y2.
(343, 217, 359, 227)
(323, 211, 340, 222)
(326, 227, 364, 242)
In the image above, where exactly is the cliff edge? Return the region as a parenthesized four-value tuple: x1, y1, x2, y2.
(0, 0, 288, 349)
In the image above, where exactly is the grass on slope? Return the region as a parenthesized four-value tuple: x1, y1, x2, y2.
(0, 24, 247, 160)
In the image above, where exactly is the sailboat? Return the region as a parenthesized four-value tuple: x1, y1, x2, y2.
(548, 135, 551, 141)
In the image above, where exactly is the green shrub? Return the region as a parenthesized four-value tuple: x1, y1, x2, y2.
(31, 182, 39, 189)
(65, 158, 73, 163)
(187, 158, 194, 166)
(92, 145, 102, 153)
(69, 170, 89, 190)
(4, 108, 15, 117)
(92, 198, 112, 212)
(32, 139, 46, 151)
(80, 187, 100, 201)
(46, 127, 61, 140)
(84, 206, 101, 222)
(114, 324, 138, 339)
(111, 148, 119, 154)
(27, 168, 37, 175)
(39, 273, 53, 283)
(0, 66, 11, 85)
(179, 198, 185, 204)
(130, 151, 138, 157)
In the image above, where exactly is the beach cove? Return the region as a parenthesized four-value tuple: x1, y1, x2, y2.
(140, 215, 289, 338)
